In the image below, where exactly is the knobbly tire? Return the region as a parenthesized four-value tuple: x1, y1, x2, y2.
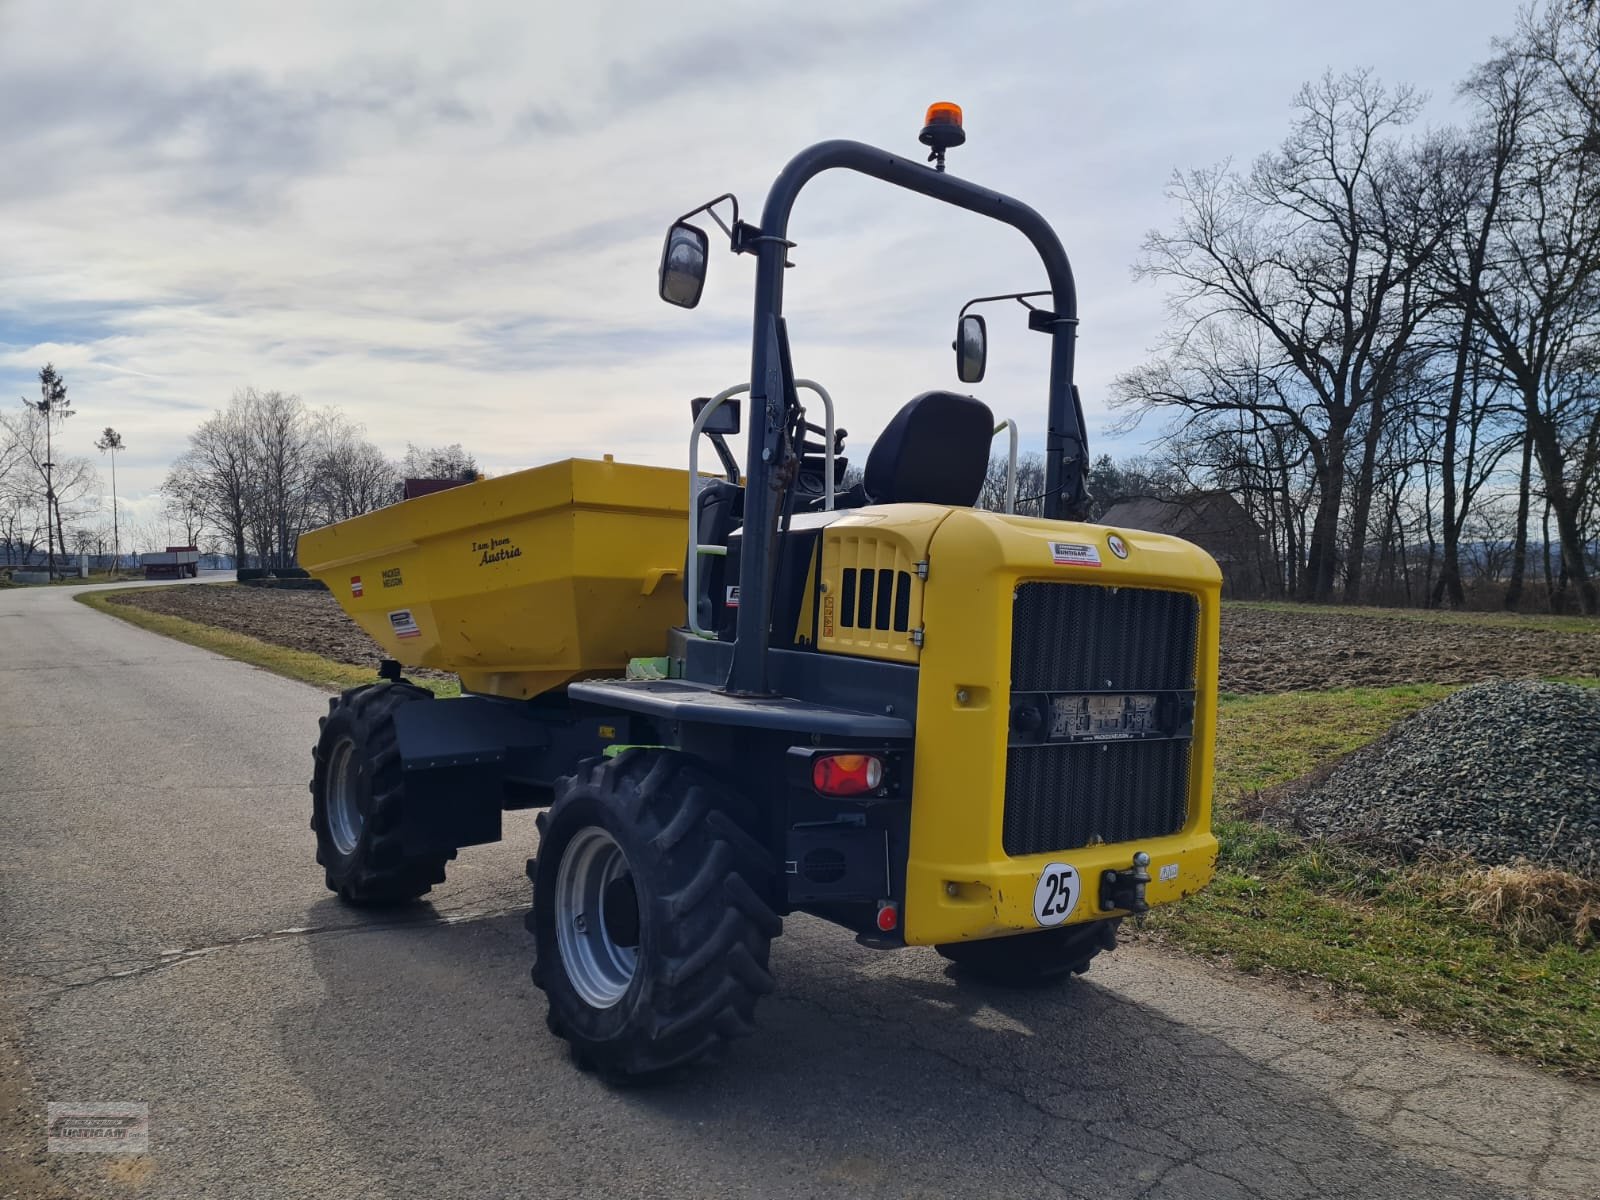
(528, 749, 781, 1081)
(310, 681, 454, 905)
(935, 918, 1120, 987)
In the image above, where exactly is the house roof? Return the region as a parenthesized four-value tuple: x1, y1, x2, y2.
(1098, 491, 1263, 547)
(1098, 496, 1195, 533)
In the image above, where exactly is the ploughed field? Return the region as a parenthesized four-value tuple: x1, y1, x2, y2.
(105, 584, 1600, 694)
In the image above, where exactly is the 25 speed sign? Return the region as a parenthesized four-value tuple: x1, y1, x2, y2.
(1032, 862, 1081, 926)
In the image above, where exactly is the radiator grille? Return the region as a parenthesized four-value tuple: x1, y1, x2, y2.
(1003, 583, 1199, 857)
(1004, 740, 1192, 855)
(1011, 583, 1198, 692)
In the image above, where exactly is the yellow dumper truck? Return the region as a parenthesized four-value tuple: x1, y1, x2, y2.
(299, 106, 1221, 1079)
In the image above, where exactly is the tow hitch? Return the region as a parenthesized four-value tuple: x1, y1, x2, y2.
(1100, 851, 1151, 914)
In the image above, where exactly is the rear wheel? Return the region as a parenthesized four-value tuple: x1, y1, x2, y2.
(936, 918, 1119, 987)
(310, 681, 453, 905)
(528, 749, 781, 1080)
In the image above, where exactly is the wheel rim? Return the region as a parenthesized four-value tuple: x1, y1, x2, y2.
(326, 736, 363, 856)
(554, 826, 640, 1009)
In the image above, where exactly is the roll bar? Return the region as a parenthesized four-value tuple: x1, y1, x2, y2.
(726, 139, 1090, 696)
(687, 379, 835, 641)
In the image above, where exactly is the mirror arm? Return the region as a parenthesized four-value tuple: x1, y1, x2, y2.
(670, 194, 785, 260)
(675, 192, 740, 237)
(709, 433, 741, 485)
(959, 290, 1053, 320)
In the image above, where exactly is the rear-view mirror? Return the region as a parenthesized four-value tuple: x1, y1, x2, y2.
(956, 313, 987, 383)
(659, 222, 709, 308)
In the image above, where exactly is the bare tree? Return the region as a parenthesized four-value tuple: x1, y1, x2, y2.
(245, 390, 314, 567)
(1126, 72, 1459, 601)
(95, 427, 125, 569)
(166, 390, 383, 568)
(166, 395, 256, 568)
(21, 364, 71, 577)
(978, 453, 1045, 517)
(1470, 25, 1600, 612)
(400, 442, 478, 481)
(162, 484, 207, 549)
(307, 411, 400, 526)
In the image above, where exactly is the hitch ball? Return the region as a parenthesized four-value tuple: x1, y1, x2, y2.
(1099, 852, 1151, 914)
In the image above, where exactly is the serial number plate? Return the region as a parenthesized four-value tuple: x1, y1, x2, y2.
(1049, 694, 1160, 741)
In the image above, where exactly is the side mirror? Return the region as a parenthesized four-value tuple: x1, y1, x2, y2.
(955, 313, 987, 383)
(659, 222, 710, 308)
(691, 395, 740, 435)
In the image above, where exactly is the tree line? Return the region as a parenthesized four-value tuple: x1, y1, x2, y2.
(1113, 3, 1600, 613)
(162, 387, 477, 567)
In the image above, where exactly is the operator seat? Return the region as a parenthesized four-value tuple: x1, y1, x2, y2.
(843, 390, 995, 508)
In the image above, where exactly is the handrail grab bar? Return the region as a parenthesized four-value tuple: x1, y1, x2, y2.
(993, 419, 1018, 514)
(686, 380, 837, 640)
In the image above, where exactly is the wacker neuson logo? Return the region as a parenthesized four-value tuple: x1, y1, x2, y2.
(47, 1102, 149, 1154)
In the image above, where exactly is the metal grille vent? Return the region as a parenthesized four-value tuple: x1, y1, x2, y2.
(1011, 583, 1197, 692)
(839, 568, 913, 633)
(1004, 582, 1199, 856)
(1004, 740, 1190, 855)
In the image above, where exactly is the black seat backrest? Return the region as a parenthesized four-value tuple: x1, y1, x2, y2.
(863, 391, 995, 507)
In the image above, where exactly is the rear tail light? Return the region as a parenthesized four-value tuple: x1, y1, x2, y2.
(812, 753, 884, 797)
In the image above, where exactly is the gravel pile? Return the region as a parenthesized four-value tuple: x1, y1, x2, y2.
(1285, 681, 1600, 875)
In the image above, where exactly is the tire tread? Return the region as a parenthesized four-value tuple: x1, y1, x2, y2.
(530, 749, 780, 1079)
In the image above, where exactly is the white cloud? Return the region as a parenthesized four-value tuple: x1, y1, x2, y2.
(0, 0, 1522, 512)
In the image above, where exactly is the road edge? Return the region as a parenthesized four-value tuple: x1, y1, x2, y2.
(73, 589, 457, 697)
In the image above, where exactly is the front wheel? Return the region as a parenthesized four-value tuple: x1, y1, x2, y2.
(528, 749, 781, 1080)
(310, 682, 453, 905)
(935, 918, 1120, 987)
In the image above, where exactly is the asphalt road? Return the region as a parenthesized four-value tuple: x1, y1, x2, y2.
(1, 580, 1596, 1199)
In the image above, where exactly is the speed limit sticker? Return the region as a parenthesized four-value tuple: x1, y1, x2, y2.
(1032, 862, 1081, 927)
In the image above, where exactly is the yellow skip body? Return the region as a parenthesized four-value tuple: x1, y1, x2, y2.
(298, 458, 690, 699)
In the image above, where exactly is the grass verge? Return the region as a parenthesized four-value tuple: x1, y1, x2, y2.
(1230, 598, 1599, 634)
(76, 588, 459, 697)
(1144, 684, 1600, 1076)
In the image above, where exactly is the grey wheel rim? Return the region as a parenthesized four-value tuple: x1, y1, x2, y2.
(554, 826, 639, 1009)
(327, 737, 363, 857)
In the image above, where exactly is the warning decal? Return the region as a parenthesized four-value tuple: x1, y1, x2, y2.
(388, 609, 421, 639)
(1049, 541, 1102, 568)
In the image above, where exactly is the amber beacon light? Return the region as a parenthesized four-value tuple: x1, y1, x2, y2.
(919, 102, 965, 171)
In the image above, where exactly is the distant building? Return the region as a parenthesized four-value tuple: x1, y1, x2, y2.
(1098, 492, 1277, 598)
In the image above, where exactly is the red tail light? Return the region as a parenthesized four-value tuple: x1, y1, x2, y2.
(811, 753, 884, 797)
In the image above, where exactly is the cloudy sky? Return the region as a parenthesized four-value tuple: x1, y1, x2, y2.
(0, 0, 1524, 528)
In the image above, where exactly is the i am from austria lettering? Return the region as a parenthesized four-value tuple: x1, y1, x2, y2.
(472, 535, 522, 566)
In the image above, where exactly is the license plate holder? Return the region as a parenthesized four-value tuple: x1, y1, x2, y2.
(1048, 693, 1161, 741)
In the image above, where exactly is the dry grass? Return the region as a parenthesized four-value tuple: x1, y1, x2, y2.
(1439, 861, 1600, 949)
(1151, 686, 1600, 1076)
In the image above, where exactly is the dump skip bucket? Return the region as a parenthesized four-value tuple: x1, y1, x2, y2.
(298, 458, 690, 699)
